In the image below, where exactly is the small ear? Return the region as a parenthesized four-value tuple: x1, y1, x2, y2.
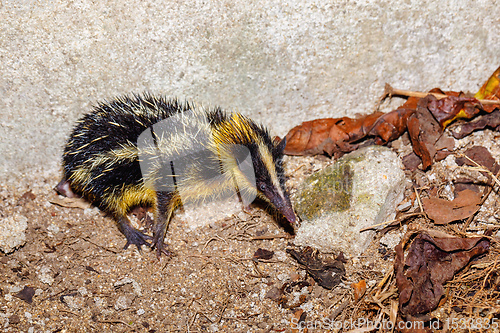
(274, 137, 287, 155)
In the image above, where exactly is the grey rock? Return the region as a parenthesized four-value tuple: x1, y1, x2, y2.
(293, 146, 407, 257)
(62, 295, 84, 310)
(37, 266, 54, 286)
(114, 277, 142, 296)
(379, 226, 407, 249)
(0, 214, 28, 254)
(114, 296, 133, 311)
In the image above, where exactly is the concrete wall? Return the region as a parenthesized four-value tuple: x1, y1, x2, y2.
(1, 0, 499, 186)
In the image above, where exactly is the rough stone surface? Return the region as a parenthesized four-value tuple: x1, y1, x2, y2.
(114, 277, 142, 296)
(0, 214, 28, 254)
(1, 1, 499, 185)
(114, 296, 133, 311)
(293, 146, 407, 257)
(36, 266, 54, 286)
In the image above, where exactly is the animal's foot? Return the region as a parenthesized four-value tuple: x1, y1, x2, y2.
(152, 235, 173, 259)
(119, 221, 152, 252)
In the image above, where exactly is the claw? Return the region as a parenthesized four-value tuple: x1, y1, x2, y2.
(151, 235, 173, 259)
(118, 217, 152, 252)
(122, 230, 152, 252)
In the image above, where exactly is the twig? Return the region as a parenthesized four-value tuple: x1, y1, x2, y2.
(59, 309, 80, 316)
(359, 212, 423, 232)
(203, 234, 228, 252)
(250, 234, 293, 240)
(375, 267, 394, 295)
(329, 299, 350, 321)
(291, 164, 307, 174)
(250, 260, 269, 278)
(218, 295, 231, 324)
(98, 319, 132, 327)
(384, 83, 500, 105)
(82, 236, 118, 254)
(414, 187, 425, 217)
(40, 288, 69, 302)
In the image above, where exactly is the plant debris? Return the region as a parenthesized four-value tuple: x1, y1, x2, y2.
(49, 196, 91, 209)
(253, 248, 274, 260)
(284, 67, 500, 171)
(14, 286, 35, 304)
(422, 189, 482, 225)
(286, 247, 346, 289)
(406, 94, 456, 170)
(452, 145, 499, 196)
(283, 112, 384, 157)
(453, 109, 500, 139)
(475, 66, 500, 112)
(426, 91, 481, 129)
(351, 280, 367, 302)
(455, 145, 500, 174)
(395, 231, 490, 320)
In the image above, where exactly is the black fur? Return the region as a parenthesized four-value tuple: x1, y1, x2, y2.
(62, 94, 294, 256)
(63, 95, 192, 209)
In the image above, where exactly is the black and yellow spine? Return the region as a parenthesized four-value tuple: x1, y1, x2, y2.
(61, 94, 296, 257)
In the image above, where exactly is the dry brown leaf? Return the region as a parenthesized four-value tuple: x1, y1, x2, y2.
(452, 109, 500, 139)
(422, 189, 482, 225)
(406, 95, 456, 170)
(284, 112, 383, 157)
(455, 145, 500, 174)
(351, 280, 367, 302)
(368, 107, 416, 144)
(253, 248, 274, 260)
(287, 247, 346, 289)
(395, 231, 489, 321)
(475, 65, 500, 113)
(426, 89, 482, 128)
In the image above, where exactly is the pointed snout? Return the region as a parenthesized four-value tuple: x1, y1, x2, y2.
(271, 195, 297, 226)
(261, 186, 297, 227)
(279, 203, 297, 225)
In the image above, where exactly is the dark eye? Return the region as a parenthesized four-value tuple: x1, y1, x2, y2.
(259, 183, 266, 191)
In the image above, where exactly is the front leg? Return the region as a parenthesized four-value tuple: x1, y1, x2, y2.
(152, 191, 180, 258)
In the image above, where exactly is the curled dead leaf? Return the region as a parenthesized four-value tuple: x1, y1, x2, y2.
(422, 189, 482, 225)
(368, 107, 415, 144)
(284, 112, 383, 157)
(407, 95, 451, 170)
(395, 231, 489, 320)
(426, 90, 482, 128)
(287, 247, 346, 290)
(452, 109, 500, 139)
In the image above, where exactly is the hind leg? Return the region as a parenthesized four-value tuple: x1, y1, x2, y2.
(117, 216, 152, 251)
